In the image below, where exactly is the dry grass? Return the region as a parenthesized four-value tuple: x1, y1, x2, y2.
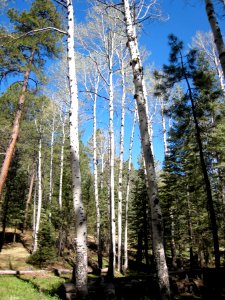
(0, 242, 32, 270)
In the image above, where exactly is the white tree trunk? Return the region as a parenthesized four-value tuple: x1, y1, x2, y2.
(123, 0, 170, 298)
(93, 76, 102, 269)
(24, 164, 36, 230)
(33, 135, 42, 253)
(205, 0, 225, 80)
(48, 114, 55, 217)
(123, 106, 137, 273)
(108, 47, 116, 277)
(67, 0, 88, 296)
(212, 46, 225, 94)
(58, 116, 65, 210)
(117, 57, 126, 273)
(32, 179, 37, 241)
(160, 97, 168, 156)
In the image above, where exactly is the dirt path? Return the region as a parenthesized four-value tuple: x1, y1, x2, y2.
(0, 242, 31, 270)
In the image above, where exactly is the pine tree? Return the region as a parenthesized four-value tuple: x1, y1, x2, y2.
(0, 0, 62, 196)
(156, 35, 222, 268)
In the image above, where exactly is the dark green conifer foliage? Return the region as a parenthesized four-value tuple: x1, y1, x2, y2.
(0, 0, 63, 198)
(129, 168, 150, 267)
(28, 220, 57, 267)
(155, 35, 222, 268)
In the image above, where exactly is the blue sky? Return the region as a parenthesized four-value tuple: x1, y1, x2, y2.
(0, 0, 221, 168)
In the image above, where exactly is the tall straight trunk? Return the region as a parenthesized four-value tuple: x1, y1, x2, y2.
(58, 117, 65, 210)
(123, 1, 171, 298)
(48, 114, 55, 217)
(117, 58, 126, 273)
(180, 51, 220, 269)
(32, 182, 37, 237)
(107, 34, 116, 278)
(160, 98, 177, 268)
(0, 49, 35, 197)
(58, 115, 65, 255)
(23, 164, 36, 231)
(93, 76, 102, 269)
(205, 0, 225, 80)
(33, 134, 42, 253)
(123, 106, 137, 272)
(187, 190, 194, 268)
(67, 0, 88, 296)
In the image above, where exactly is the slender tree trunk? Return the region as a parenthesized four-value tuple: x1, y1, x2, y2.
(33, 134, 42, 253)
(123, 1, 170, 298)
(123, 107, 137, 273)
(108, 40, 116, 279)
(160, 98, 177, 268)
(67, 0, 88, 296)
(117, 58, 126, 273)
(0, 49, 35, 197)
(93, 76, 102, 269)
(58, 117, 65, 210)
(23, 164, 36, 231)
(187, 190, 194, 269)
(32, 182, 37, 240)
(181, 52, 220, 269)
(58, 115, 65, 256)
(48, 114, 55, 218)
(205, 0, 225, 80)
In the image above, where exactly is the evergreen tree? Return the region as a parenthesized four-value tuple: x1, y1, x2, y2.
(0, 0, 62, 196)
(156, 35, 222, 268)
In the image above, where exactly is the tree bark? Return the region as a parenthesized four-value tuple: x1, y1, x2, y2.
(58, 115, 65, 210)
(23, 163, 36, 231)
(205, 0, 225, 80)
(93, 75, 102, 269)
(33, 133, 42, 253)
(67, 0, 88, 297)
(123, 1, 171, 298)
(108, 35, 116, 279)
(117, 54, 126, 273)
(123, 106, 137, 273)
(180, 50, 221, 269)
(0, 49, 35, 197)
(48, 113, 56, 218)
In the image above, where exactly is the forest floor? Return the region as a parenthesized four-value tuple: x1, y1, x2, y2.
(1, 230, 225, 299)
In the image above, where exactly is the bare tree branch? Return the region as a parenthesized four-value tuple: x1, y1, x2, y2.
(0, 27, 67, 46)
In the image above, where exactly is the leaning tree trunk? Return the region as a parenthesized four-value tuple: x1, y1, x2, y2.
(67, 0, 88, 297)
(117, 57, 126, 273)
(123, 0, 171, 299)
(0, 49, 35, 197)
(123, 106, 137, 273)
(23, 163, 36, 231)
(205, 0, 225, 80)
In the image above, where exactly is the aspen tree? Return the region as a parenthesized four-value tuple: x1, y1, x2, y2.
(33, 122, 42, 253)
(66, 0, 88, 296)
(124, 105, 137, 273)
(205, 0, 225, 80)
(192, 31, 225, 94)
(122, 0, 171, 298)
(116, 44, 127, 273)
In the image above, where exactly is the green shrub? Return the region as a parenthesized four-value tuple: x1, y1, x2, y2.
(28, 222, 57, 267)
